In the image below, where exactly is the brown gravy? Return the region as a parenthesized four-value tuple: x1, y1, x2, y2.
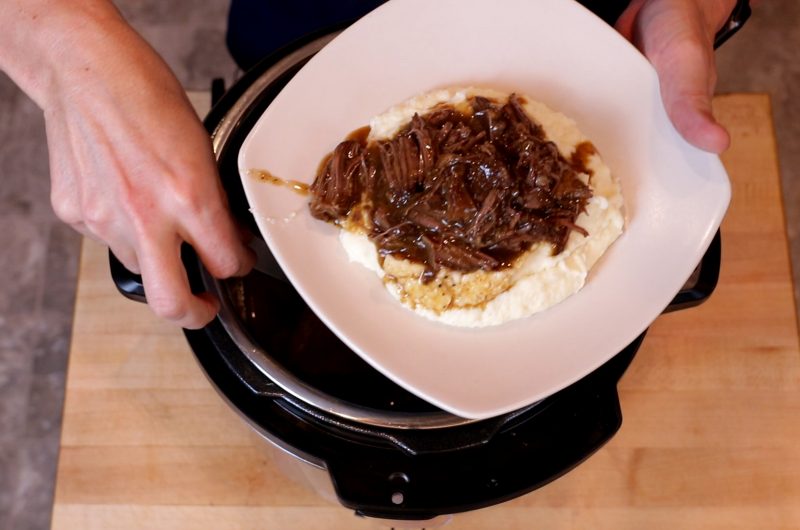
(250, 169, 310, 196)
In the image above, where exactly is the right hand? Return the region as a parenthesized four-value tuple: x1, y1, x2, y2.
(2, 2, 254, 328)
(615, 0, 737, 153)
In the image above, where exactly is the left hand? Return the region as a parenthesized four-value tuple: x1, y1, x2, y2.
(615, 0, 738, 153)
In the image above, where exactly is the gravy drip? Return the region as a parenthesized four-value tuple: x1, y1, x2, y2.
(250, 169, 310, 195)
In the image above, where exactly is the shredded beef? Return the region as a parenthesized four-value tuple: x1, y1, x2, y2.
(309, 94, 594, 281)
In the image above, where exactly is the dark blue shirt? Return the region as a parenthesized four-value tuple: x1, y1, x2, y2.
(226, 0, 631, 70)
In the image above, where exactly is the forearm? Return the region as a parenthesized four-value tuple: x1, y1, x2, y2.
(0, 0, 144, 108)
(1, 0, 253, 328)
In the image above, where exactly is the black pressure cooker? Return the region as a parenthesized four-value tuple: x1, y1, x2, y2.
(111, 26, 728, 524)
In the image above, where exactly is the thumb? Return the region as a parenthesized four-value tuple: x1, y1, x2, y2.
(617, 0, 730, 153)
(663, 85, 730, 153)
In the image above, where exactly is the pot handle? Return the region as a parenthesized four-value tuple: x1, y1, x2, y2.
(664, 229, 721, 313)
(713, 0, 751, 49)
(109, 250, 146, 303)
(109, 244, 204, 303)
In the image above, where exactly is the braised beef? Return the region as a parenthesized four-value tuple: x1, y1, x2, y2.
(309, 94, 594, 281)
(309, 140, 364, 221)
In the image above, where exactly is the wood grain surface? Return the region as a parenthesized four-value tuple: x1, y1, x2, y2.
(51, 94, 800, 530)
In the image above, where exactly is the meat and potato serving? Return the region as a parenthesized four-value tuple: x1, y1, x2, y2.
(309, 88, 624, 327)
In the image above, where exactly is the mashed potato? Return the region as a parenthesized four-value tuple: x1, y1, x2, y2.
(340, 87, 624, 327)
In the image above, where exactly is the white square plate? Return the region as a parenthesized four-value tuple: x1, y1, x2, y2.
(238, 0, 730, 419)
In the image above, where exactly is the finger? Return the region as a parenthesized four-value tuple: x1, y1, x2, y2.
(635, 1, 730, 153)
(58, 213, 143, 274)
(137, 234, 219, 329)
(45, 108, 84, 228)
(663, 91, 730, 153)
(614, 0, 647, 41)
(180, 191, 256, 280)
(45, 104, 131, 259)
(649, 37, 730, 153)
(107, 242, 141, 274)
(187, 220, 256, 280)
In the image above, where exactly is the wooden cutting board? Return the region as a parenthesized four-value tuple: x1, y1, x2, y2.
(51, 94, 800, 530)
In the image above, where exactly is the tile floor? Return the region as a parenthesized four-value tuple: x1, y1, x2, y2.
(0, 1, 797, 529)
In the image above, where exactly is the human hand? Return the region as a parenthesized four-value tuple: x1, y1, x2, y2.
(615, 0, 738, 153)
(1, 1, 254, 328)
